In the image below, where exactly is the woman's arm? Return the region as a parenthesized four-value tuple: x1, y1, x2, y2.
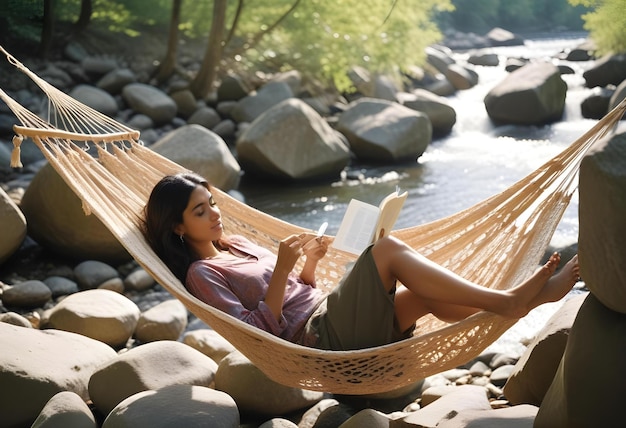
(264, 235, 304, 321)
(187, 262, 289, 336)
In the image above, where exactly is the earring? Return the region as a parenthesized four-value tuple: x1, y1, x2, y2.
(179, 234, 185, 243)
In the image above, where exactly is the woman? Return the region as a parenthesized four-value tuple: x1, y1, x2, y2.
(143, 172, 580, 351)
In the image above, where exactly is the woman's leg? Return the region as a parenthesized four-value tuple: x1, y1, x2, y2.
(370, 236, 580, 332)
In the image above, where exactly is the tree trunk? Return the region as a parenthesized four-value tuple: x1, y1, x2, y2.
(190, 0, 227, 99)
(74, 0, 92, 33)
(38, 0, 55, 58)
(153, 0, 183, 83)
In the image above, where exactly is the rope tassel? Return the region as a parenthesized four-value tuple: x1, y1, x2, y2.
(10, 134, 23, 168)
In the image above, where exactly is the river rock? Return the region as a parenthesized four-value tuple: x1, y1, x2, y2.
(503, 293, 587, 406)
(88, 340, 218, 416)
(437, 404, 538, 428)
(74, 260, 119, 290)
(425, 45, 455, 74)
(581, 87, 613, 119)
(582, 53, 626, 88)
(43, 275, 79, 298)
(122, 83, 177, 124)
(0, 185, 26, 265)
(484, 62, 567, 125)
(20, 163, 130, 264)
(96, 68, 138, 95)
(217, 74, 251, 102)
(0, 311, 32, 327)
(31, 391, 97, 428)
(1, 280, 51, 309)
(336, 97, 432, 162)
(45, 289, 140, 347)
(182, 328, 237, 363)
(169, 88, 197, 119)
(445, 63, 478, 90)
(68, 84, 119, 117)
(468, 51, 500, 67)
(270, 70, 303, 97)
(578, 131, 626, 312)
(400, 89, 457, 136)
(231, 81, 294, 123)
(150, 124, 241, 191)
(102, 384, 239, 428)
(214, 350, 324, 417)
(0, 323, 116, 428)
(534, 294, 626, 428)
(391, 385, 491, 427)
(333, 408, 388, 428)
(258, 418, 298, 428)
(486, 27, 524, 47)
(134, 299, 188, 343)
(236, 98, 350, 180)
(187, 105, 221, 129)
(81, 56, 119, 78)
(123, 267, 156, 292)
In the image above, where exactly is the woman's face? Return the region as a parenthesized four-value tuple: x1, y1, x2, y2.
(176, 185, 223, 244)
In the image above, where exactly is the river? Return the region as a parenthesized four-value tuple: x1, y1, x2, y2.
(238, 34, 596, 355)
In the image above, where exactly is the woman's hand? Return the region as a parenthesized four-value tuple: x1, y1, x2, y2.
(299, 233, 329, 286)
(301, 233, 329, 262)
(275, 234, 305, 272)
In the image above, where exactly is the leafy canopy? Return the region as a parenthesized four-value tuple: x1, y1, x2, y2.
(568, 0, 626, 54)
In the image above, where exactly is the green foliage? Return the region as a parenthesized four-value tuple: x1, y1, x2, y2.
(1, 0, 44, 43)
(569, 0, 626, 54)
(231, 0, 452, 92)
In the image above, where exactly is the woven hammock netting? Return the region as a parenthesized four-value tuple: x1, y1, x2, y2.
(1, 45, 624, 394)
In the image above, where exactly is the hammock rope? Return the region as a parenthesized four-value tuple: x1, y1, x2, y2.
(1, 45, 625, 394)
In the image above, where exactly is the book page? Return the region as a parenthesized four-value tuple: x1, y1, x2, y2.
(332, 199, 380, 255)
(372, 190, 408, 242)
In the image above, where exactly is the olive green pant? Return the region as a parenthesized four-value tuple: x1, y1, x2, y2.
(313, 245, 414, 351)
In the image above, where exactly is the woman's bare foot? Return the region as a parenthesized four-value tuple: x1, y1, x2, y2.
(501, 252, 563, 318)
(527, 254, 580, 310)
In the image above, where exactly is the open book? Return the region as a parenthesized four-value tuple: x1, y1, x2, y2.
(332, 188, 408, 255)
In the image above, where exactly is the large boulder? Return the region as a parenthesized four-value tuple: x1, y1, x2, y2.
(20, 162, 130, 264)
(88, 340, 218, 416)
(230, 81, 293, 123)
(484, 62, 567, 125)
(102, 385, 239, 428)
(215, 350, 324, 416)
(236, 98, 350, 180)
(336, 98, 432, 162)
(583, 53, 626, 88)
(0, 323, 116, 428)
(0, 185, 26, 265)
(151, 124, 241, 191)
(31, 391, 97, 428)
(400, 89, 457, 136)
(534, 294, 626, 427)
(122, 83, 177, 124)
(45, 289, 140, 348)
(578, 131, 626, 312)
(503, 293, 587, 406)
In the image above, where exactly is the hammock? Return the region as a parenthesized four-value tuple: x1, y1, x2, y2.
(1, 45, 624, 395)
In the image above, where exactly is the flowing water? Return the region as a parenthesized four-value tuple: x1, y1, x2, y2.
(238, 34, 599, 355)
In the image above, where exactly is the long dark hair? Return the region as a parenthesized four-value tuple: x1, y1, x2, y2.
(142, 173, 228, 283)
